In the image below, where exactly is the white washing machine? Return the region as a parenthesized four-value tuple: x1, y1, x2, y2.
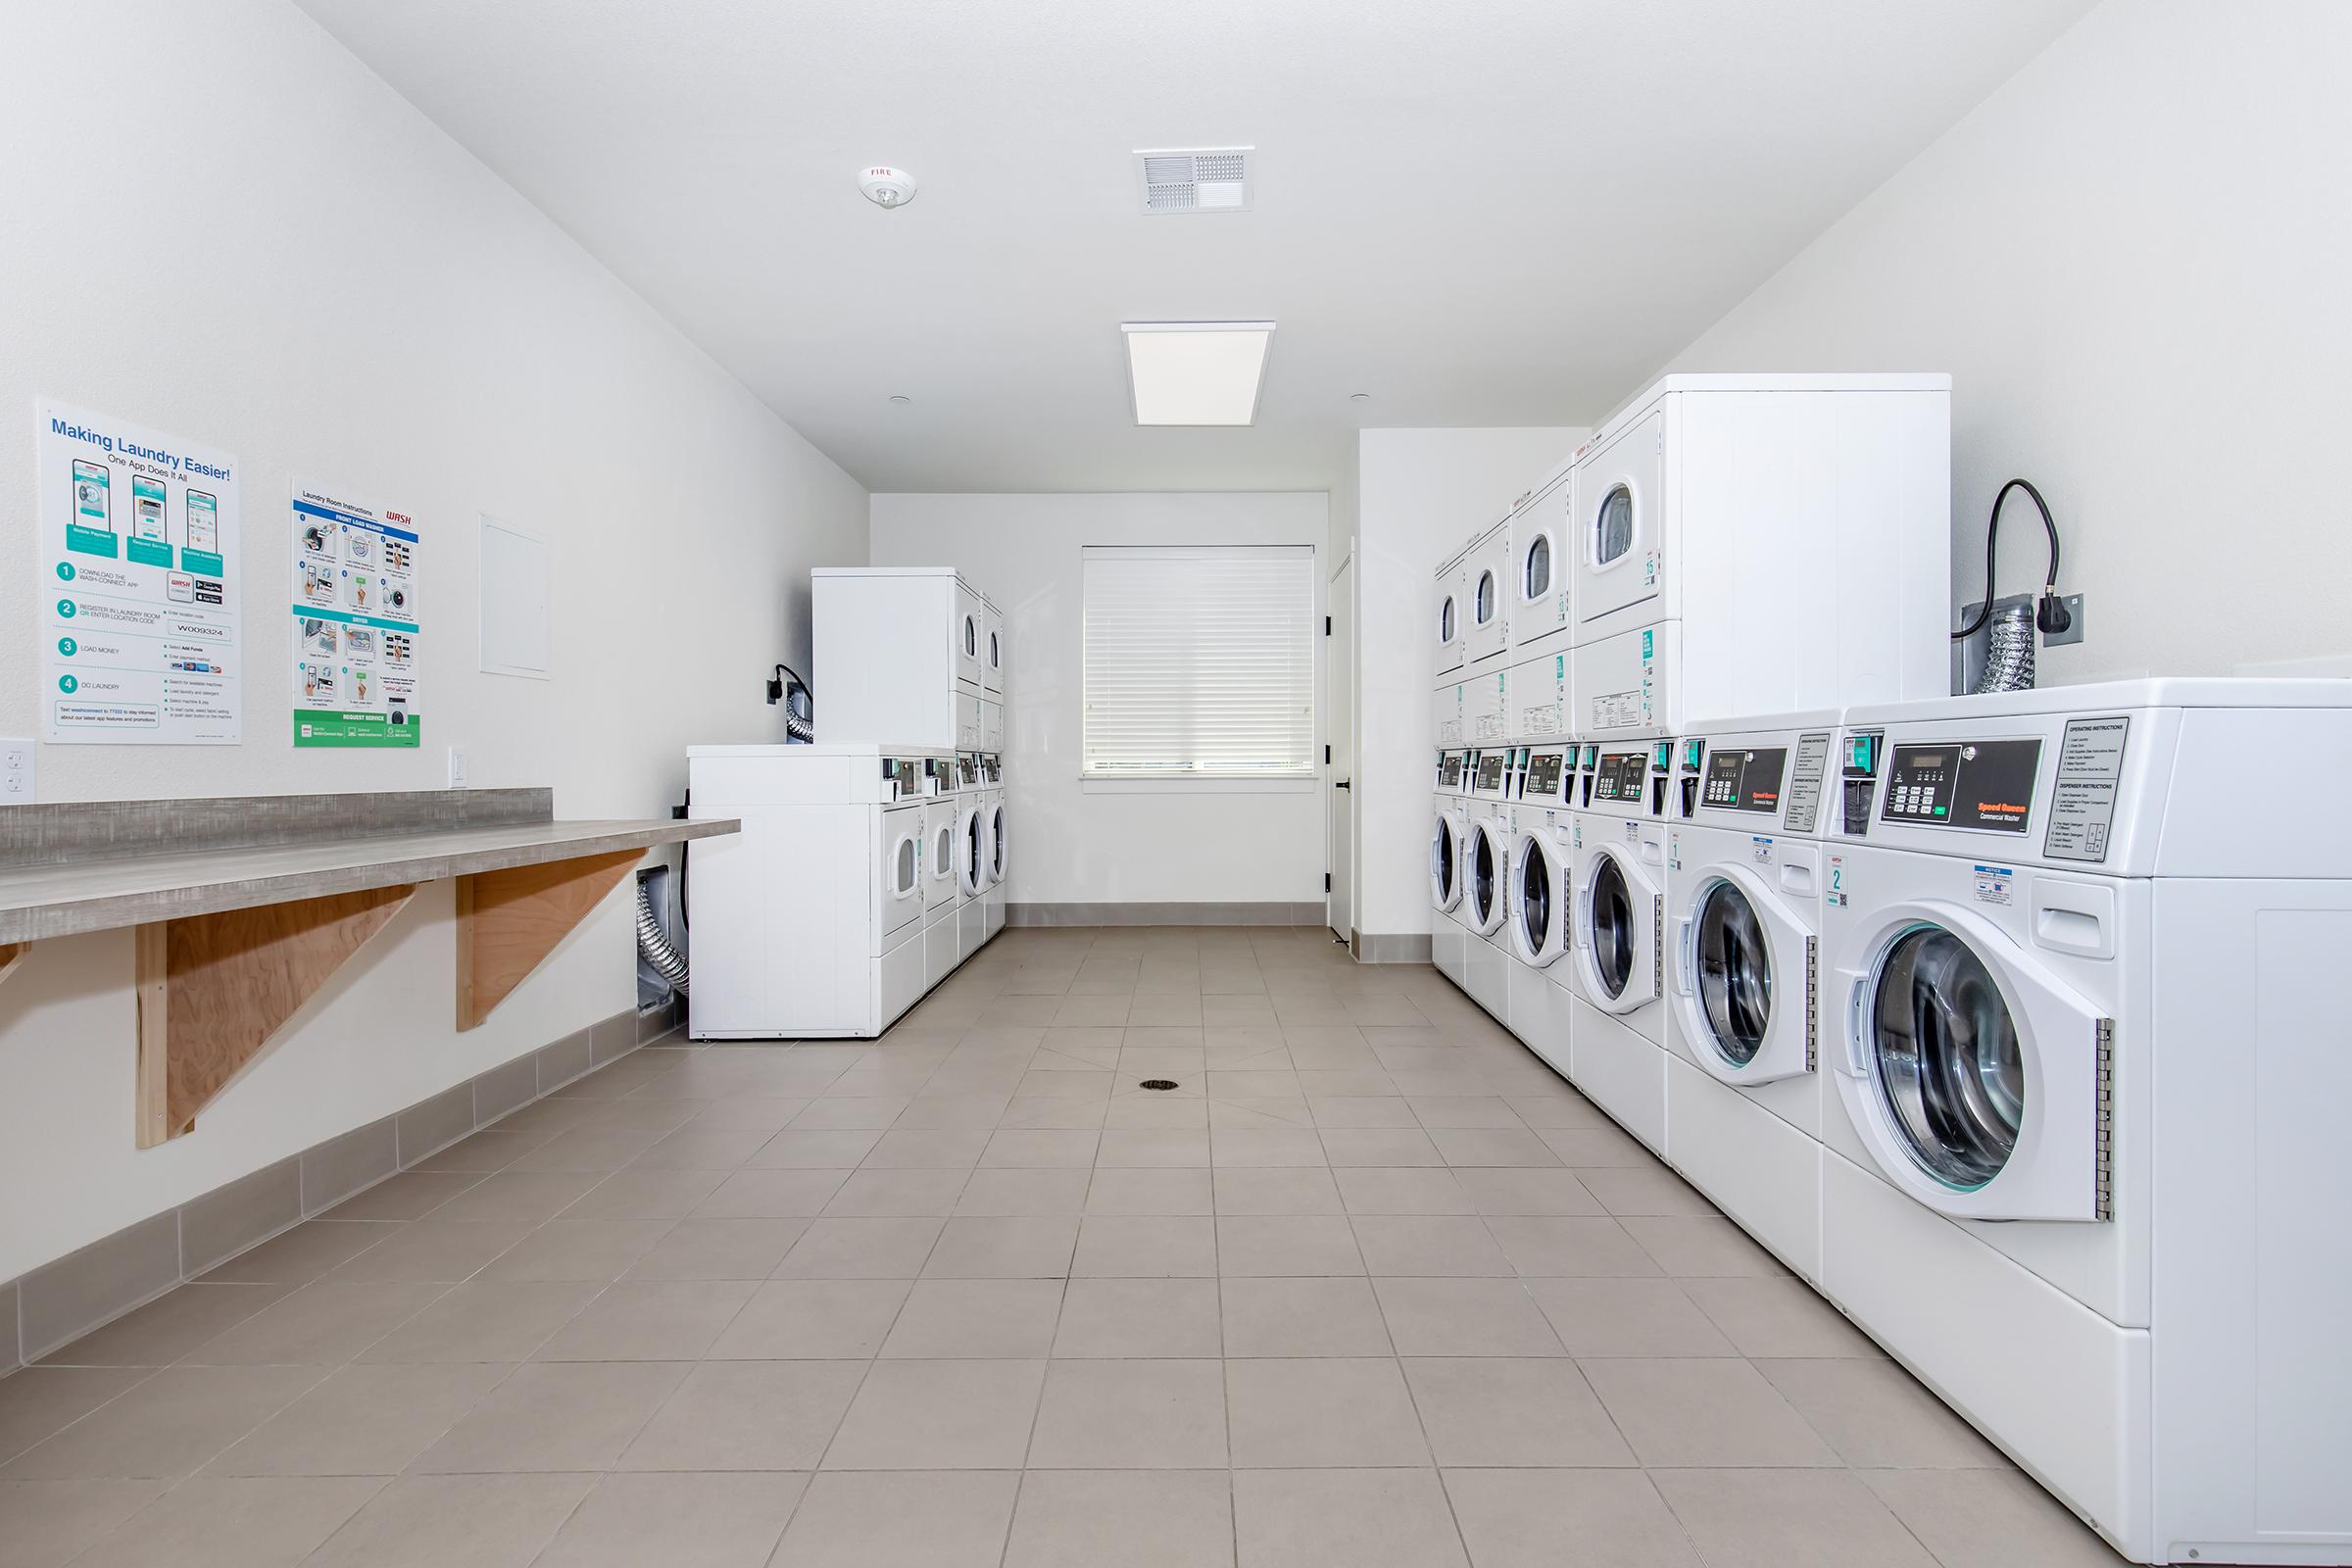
(980, 753, 1006, 941)
(1505, 741, 1576, 1076)
(1505, 459, 1576, 663)
(1817, 680, 2352, 1566)
(1459, 746, 1517, 1021)
(1431, 750, 1470, 984)
(954, 752, 987, 959)
(687, 744, 942, 1038)
(1566, 737, 1673, 1152)
(920, 757, 963, 988)
(1661, 712, 1838, 1281)
(1569, 373, 1950, 741)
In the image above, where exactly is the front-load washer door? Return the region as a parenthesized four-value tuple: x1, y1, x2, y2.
(1465, 818, 1509, 936)
(1511, 831, 1569, 966)
(1672, 862, 1813, 1085)
(1576, 841, 1660, 1012)
(1431, 811, 1463, 912)
(958, 803, 987, 897)
(987, 802, 1007, 887)
(1830, 900, 2106, 1222)
(1578, 407, 1665, 631)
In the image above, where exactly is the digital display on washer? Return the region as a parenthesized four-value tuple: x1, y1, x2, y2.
(1476, 754, 1507, 792)
(1524, 752, 1565, 800)
(1699, 747, 1788, 813)
(1592, 751, 1647, 802)
(1882, 740, 2042, 832)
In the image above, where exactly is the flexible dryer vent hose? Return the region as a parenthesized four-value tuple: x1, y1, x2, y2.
(636, 878, 690, 996)
(1974, 601, 2036, 694)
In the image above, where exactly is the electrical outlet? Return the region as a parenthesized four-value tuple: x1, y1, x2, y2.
(447, 746, 469, 790)
(1, 737, 32, 804)
(2043, 594, 2086, 647)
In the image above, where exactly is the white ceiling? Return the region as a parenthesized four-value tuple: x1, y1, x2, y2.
(295, 0, 2093, 493)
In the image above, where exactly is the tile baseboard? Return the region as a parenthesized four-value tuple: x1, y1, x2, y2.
(1355, 931, 1435, 964)
(0, 1004, 666, 1373)
(1007, 902, 1326, 928)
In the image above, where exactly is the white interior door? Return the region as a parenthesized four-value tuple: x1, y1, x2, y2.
(1327, 555, 1353, 945)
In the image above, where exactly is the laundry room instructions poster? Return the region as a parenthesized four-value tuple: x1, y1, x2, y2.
(289, 478, 422, 748)
(35, 399, 243, 744)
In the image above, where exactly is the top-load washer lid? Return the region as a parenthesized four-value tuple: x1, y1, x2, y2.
(1430, 811, 1462, 911)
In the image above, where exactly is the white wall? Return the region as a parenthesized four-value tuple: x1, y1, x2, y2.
(0, 0, 866, 1281)
(1354, 429, 1583, 940)
(869, 493, 1328, 908)
(1655, 0, 2352, 683)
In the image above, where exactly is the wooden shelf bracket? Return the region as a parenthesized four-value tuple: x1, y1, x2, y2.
(455, 850, 639, 1031)
(134, 885, 416, 1148)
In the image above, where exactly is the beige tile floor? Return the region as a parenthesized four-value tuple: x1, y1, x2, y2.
(0, 927, 2130, 1567)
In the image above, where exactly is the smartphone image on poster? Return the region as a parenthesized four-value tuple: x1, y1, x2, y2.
(186, 488, 219, 552)
(132, 474, 168, 542)
(72, 460, 112, 533)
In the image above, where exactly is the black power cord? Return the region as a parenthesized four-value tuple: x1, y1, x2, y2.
(1953, 478, 2073, 641)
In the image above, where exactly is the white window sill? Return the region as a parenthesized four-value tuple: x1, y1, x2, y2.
(1081, 776, 1317, 796)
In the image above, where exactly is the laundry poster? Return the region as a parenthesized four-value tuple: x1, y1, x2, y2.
(289, 477, 422, 747)
(35, 398, 243, 744)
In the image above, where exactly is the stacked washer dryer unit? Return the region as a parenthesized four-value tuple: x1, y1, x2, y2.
(683, 564, 1008, 1038)
(1499, 457, 1579, 1058)
(1816, 681, 2352, 1566)
(686, 744, 950, 1037)
(1548, 373, 1950, 1145)
(1661, 712, 1838, 1279)
(1458, 740, 1517, 1019)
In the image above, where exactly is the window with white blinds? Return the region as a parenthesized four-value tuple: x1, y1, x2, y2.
(1082, 545, 1315, 779)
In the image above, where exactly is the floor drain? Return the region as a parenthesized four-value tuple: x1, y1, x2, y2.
(1138, 1079, 1180, 1092)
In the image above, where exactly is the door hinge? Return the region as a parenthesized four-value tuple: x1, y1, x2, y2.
(1324, 872, 1332, 893)
(1324, 744, 1332, 764)
(1324, 615, 1332, 635)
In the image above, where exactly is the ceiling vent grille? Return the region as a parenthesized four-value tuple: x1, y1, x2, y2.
(1134, 147, 1253, 215)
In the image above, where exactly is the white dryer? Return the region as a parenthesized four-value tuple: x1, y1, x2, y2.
(1505, 459, 1576, 663)
(1568, 373, 1950, 741)
(1816, 680, 2352, 1566)
(1661, 713, 1838, 1281)
(1431, 751, 1471, 984)
(980, 753, 1007, 941)
(1460, 519, 1511, 678)
(1505, 742, 1576, 1075)
(1566, 738, 1672, 1152)
(1458, 746, 1516, 1021)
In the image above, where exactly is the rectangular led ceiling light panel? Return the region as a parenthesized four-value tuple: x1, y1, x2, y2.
(1122, 321, 1275, 426)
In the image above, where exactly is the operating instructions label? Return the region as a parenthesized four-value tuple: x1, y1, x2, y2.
(35, 399, 242, 744)
(2043, 716, 2128, 862)
(290, 478, 422, 748)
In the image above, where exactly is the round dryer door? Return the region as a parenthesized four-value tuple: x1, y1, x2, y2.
(1511, 832, 1567, 965)
(1431, 814, 1461, 911)
(1870, 924, 2024, 1192)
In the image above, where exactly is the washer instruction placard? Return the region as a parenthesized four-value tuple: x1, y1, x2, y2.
(35, 399, 242, 744)
(290, 479, 421, 748)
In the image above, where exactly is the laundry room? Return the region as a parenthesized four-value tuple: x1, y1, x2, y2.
(0, 2, 2346, 1566)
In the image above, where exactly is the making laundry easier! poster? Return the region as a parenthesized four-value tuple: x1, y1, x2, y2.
(289, 478, 422, 748)
(35, 399, 243, 744)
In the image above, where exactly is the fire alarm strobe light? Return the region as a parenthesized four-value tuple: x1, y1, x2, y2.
(859, 167, 917, 209)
